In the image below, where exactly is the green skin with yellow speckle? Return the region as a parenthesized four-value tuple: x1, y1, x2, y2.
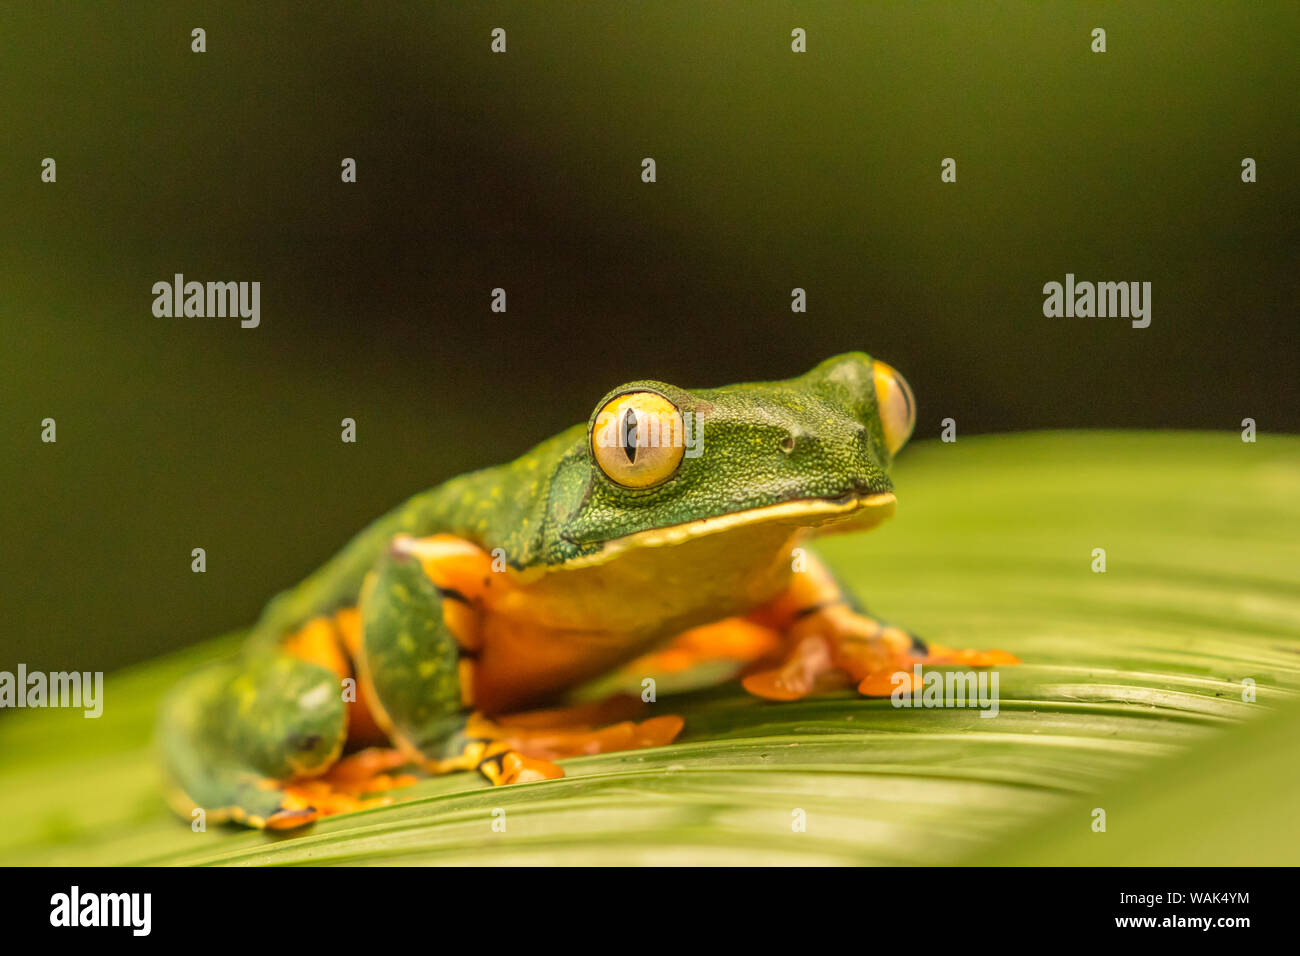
(357, 550, 465, 756)
(159, 353, 902, 826)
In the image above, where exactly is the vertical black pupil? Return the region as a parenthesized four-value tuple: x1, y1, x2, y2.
(621, 408, 638, 463)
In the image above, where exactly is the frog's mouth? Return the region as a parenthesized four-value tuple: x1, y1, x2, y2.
(557, 491, 896, 571)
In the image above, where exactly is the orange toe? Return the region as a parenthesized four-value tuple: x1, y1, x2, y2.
(265, 806, 320, 830)
(857, 667, 919, 698)
(282, 780, 394, 816)
(636, 714, 685, 747)
(507, 714, 685, 760)
(741, 635, 840, 701)
(500, 752, 565, 784)
(742, 669, 810, 701)
(924, 645, 1020, 667)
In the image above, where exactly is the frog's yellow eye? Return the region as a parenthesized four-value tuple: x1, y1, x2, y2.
(591, 391, 686, 489)
(872, 360, 916, 456)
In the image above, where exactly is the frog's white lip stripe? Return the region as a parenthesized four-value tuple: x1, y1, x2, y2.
(554, 491, 896, 572)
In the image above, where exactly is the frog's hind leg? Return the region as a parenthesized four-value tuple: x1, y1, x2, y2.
(158, 654, 351, 830)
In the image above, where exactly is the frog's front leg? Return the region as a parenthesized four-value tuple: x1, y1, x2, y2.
(741, 552, 1019, 700)
(359, 534, 683, 785)
(357, 534, 566, 786)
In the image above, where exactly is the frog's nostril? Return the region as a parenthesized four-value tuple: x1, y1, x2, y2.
(780, 426, 811, 454)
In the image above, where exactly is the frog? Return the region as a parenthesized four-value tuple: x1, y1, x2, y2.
(158, 352, 1017, 829)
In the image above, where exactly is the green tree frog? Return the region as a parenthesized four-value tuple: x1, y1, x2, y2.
(159, 353, 1016, 828)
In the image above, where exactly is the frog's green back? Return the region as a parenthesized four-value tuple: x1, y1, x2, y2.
(250, 423, 587, 648)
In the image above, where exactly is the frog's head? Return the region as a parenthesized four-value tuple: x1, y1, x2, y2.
(543, 353, 916, 566)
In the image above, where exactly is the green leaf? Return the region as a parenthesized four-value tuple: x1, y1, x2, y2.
(2, 432, 1297, 865)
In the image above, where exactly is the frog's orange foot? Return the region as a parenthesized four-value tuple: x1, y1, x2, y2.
(857, 639, 1019, 697)
(462, 707, 682, 786)
(744, 605, 1019, 701)
(918, 643, 1021, 668)
(501, 714, 685, 762)
(488, 752, 566, 786)
(857, 649, 1019, 696)
(743, 603, 900, 702)
(265, 802, 320, 830)
(272, 747, 419, 825)
(741, 636, 851, 701)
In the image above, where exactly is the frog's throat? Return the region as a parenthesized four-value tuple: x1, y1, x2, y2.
(546, 491, 896, 575)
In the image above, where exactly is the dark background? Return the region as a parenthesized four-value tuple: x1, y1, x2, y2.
(2, 2, 1296, 673)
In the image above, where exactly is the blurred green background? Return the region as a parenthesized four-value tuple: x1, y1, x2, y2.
(2, 2, 1296, 674)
